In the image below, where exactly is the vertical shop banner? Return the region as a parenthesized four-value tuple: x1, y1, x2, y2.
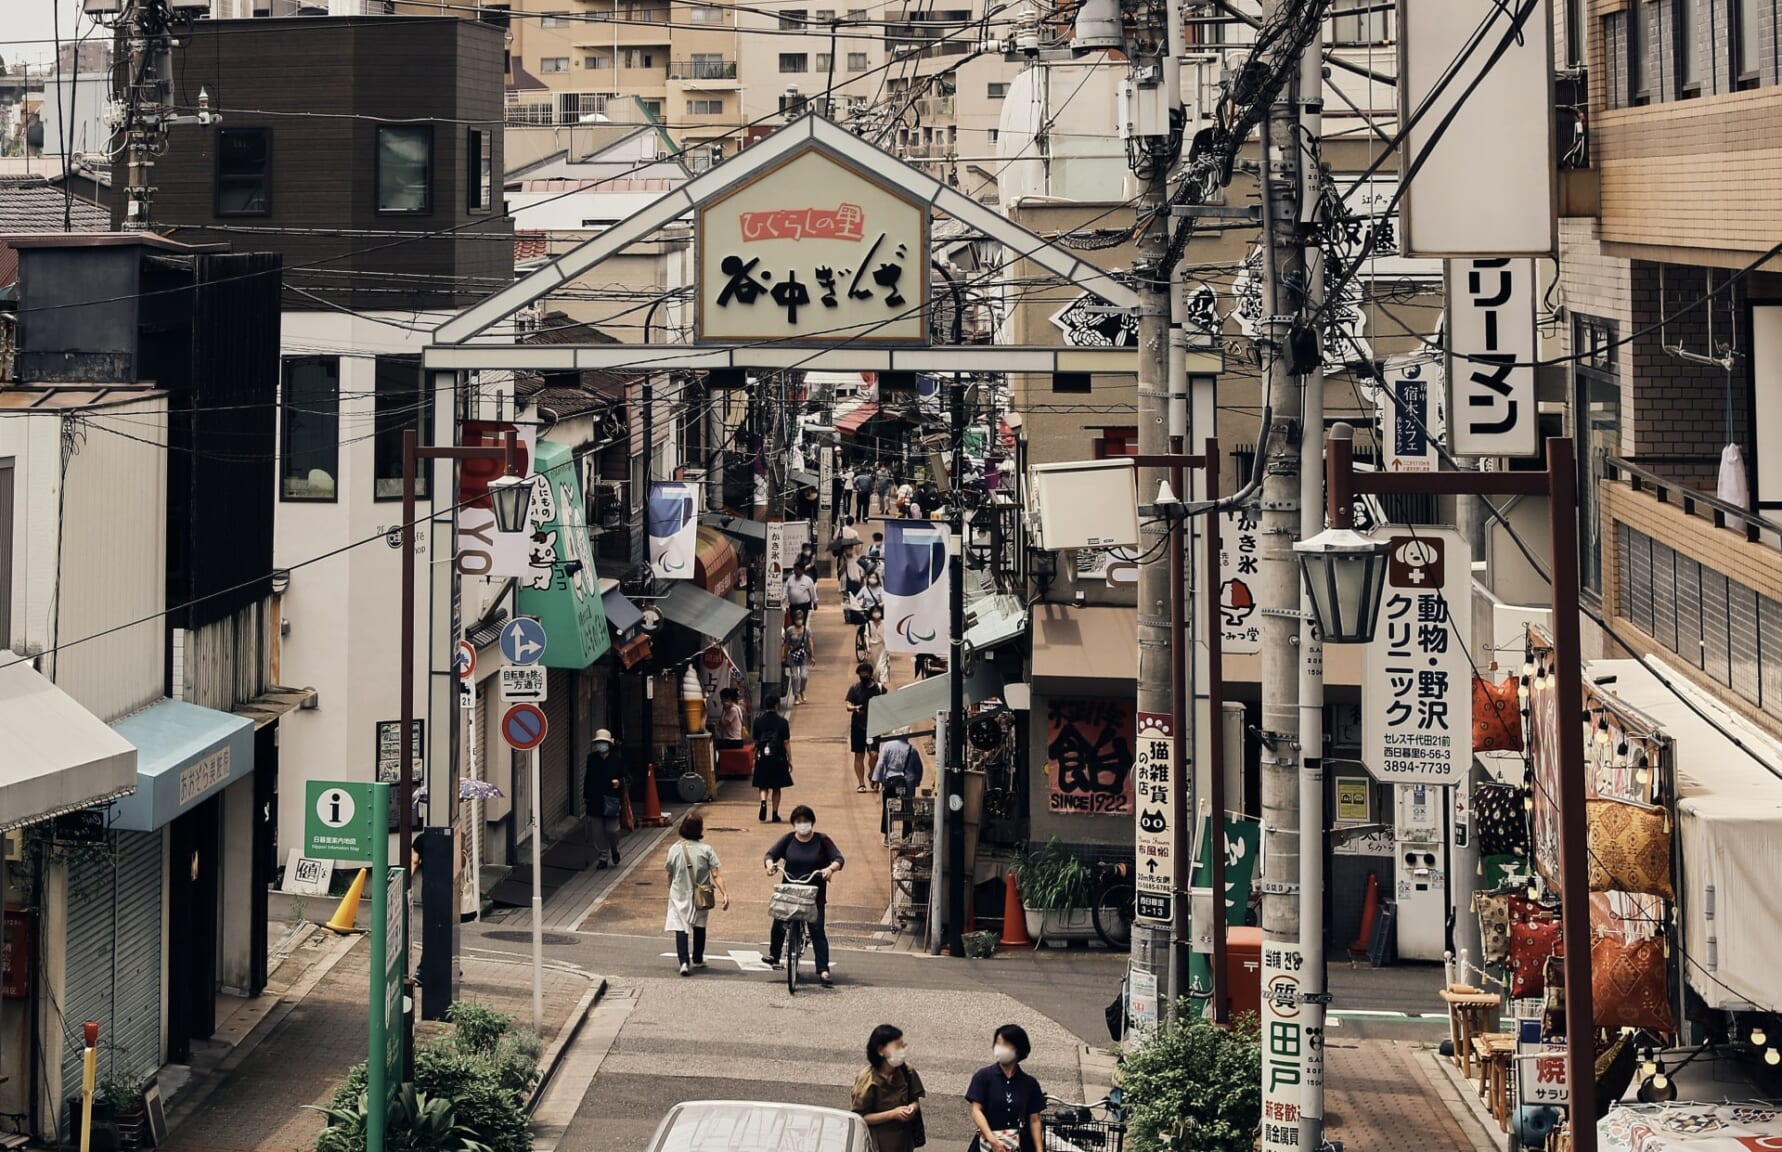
(1218, 508, 1262, 654)
(517, 442, 611, 667)
(1378, 355, 1443, 473)
(764, 520, 787, 608)
(1186, 815, 1262, 1002)
(881, 520, 949, 656)
(1044, 699, 1135, 815)
(819, 447, 835, 511)
(1261, 939, 1320, 1152)
(1362, 529, 1472, 786)
(1447, 258, 1539, 458)
(1132, 712, 1174, 924)
(647, 482, 699, 580)
(456, 420, 537, 578)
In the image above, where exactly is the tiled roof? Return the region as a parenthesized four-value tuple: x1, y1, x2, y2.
(0, 175, 108, 233)
(519, 311, 638, 407)
(515, 230, 548, 263)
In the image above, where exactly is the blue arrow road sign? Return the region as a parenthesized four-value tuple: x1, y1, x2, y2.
(499, 617, 548, 666)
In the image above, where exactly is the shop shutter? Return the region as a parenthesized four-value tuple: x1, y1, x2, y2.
(1730, 580, 1761, 705)
(61, 831, 162, 1103)
(539, 671, 574, 834)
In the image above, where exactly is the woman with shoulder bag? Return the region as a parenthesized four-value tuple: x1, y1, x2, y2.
(966, 1025, 1045, 1152)
(853, 1024, 926, 1152)
(751, 694, 795, 823)
(664, 813, 728, 977)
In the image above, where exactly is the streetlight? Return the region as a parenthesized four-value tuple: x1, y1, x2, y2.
(1303, 426, 1598, 1152)
(398, 424, 522, 1073)
(1293, 425, 1388, 644)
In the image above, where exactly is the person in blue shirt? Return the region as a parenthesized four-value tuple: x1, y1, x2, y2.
(965, 1025, 1045, 1152)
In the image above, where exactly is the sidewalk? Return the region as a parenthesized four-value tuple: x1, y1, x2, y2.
(157, 928, 601, 1152)
(1323, 1040, 1499, 1152)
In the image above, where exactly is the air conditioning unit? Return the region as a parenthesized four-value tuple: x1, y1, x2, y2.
(3, 831, 22, 862)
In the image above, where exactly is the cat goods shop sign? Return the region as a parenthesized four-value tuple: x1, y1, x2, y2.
(1362, 529, 1472, 786)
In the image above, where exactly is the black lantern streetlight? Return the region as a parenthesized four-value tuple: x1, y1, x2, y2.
(486, 472, 532, 534)
(1293, 424, 1389, 644)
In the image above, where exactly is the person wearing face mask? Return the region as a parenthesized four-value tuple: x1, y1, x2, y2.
(966, 1025, 1045, 1152)
(761, 805, 844, 985)
(857, 603, 891, 688)
(582, 729, 624, 869)
(844, 662, 886, 792)
(853, 1024, 925, 1152)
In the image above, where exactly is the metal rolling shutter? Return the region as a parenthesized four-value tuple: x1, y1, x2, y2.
(539, 671, 573, 833)
(61, 832, 162, 1099)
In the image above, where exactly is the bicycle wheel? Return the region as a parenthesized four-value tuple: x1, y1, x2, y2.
(1092, 878, 1135, 951)
(786, 920, 804, 994)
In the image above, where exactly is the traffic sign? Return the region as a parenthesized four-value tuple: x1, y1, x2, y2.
(502, 703, 549, 751)
(304, 780, 375, 860)
(455, 640, 476, 681)
(500, 665, 548, 703)
(499, 617, 548, 666)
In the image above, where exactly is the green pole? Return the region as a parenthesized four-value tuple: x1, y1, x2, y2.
(368, 784, 390, 1152)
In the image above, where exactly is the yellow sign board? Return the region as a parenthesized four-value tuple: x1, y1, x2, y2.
(1336, 778, 1371, 823)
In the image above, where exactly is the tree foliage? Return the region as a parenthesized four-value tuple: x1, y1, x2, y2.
(1118, 1010, 1262, 1152)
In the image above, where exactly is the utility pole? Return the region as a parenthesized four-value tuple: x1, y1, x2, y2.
(945, 369, 968, 959)
(117, 1, 178, 231)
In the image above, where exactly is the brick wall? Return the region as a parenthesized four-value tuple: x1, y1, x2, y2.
(1627, 261, 1751, 469)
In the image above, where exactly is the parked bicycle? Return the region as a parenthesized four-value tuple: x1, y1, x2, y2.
(1042, 1091, 1126, 1152)
(1090, 860, 1135, 951)
(767, 868, 822, 994)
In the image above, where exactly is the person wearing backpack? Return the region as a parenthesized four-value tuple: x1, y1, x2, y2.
(664, 812, 728, 977)
(751, 694, 795, 823)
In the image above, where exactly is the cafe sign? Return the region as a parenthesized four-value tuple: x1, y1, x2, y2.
(696, 146, 930, 345)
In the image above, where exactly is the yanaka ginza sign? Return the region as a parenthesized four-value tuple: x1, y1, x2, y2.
(696, 146, 930, 345)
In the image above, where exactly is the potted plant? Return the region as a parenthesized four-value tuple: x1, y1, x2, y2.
(101, 1075, 147, 1146)
(1011, 840, 1096, 946)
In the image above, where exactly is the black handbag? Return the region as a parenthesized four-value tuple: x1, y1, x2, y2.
(903, 1068, 927, 1148)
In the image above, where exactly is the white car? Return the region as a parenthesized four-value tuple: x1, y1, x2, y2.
(645, 1101, 876, 1152)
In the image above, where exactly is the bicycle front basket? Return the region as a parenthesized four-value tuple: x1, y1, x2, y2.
(769, 882, 820, 923)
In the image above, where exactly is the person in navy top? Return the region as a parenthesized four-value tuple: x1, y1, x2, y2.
(965, 1024, 1045, 1152)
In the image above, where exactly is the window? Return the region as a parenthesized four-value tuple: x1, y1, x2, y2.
(847, 7, 866, 18)
(847, 51, 868, 69)
(1574, 315, 1619, 594)
(621, 3, 665, 19)
(987, 81, 1007, 98)
(1563, 0, 1583, 68)
(687, 98, 724, 114)
(467, 129, 491, 211)
(1052, 372, 1091, 394)
(620, 48, 654, 69)
(0, 459, 12, 650)
(815, 52, 833, 71)
(479, 3, 510, 27)
(539, 56, 570, 72)
(1735, 0, 1762, 84)
(689, 52, 728, 78)
(584, 53, 609, 69)
(539, 12, 570, 25)
(987, 128, 998, 143)
(214, 126, 271, 216)
(373, 358, 432, 500)
(641, 98, 664, 117)
(779, 52, 808, 71)
(814, 7, 834, 19)
(1330, 0, 1390, 45)
(281, 358, 340, 502)
(779, 8, 806, 27)
(1678, 0, 1702, 90)
(1628, 0, 1648, 101)
(376, 125, 432, 214)
(688, 4, 725, 20)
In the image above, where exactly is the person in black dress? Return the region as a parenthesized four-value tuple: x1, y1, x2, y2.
(965, 1024, 1045, 1152)
(750, 694, 795, 823)
(582, 728, 624, 868)
(760, 804, 844, 985)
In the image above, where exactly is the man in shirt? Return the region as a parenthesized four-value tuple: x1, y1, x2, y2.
(844, 662, 886, 791)
(874, 464, 894, 514)
(785, 562, 819, 614)
(872, 734, 925, 838)
(852, 465, 875, 521)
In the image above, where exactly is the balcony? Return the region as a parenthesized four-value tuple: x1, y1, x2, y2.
(668, 58, 737, 81)
(914, 95, 955, 120)
(1599, 455, 1782, 732)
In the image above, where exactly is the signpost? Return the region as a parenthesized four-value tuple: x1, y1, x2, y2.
(1260, 940, 1318, 1152)
(499, 666, 548, 703)
(502, 703, 548, 751)
(1216, 508, 1262, 655)
(1378, 355, 1442, 473)
(1132, 711, 1174, 925)
(1447, 259, 1539, 458)
(374, 720, 424, 787)
(765, 520, 786, 607)
(1361, 528, 1473, 786)
(499, 617, 548, 667)
(305, 781, 375, 861)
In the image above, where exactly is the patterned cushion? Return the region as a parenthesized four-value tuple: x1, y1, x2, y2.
(1509, 910, 1561, 998)
(1473, 675, 1525, 753)
(1475, 782, 1530, 857)
(1586, 800, 1674, 900)
(1475, 893, 1511, 963)
(1591, 935, 1675, 1032)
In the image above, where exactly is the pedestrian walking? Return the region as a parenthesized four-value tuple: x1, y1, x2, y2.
(713, 688, 747, 751)
(852, 1024, 926, 1152)
(784, 561, 819, 615)
(782, 611, 815, 705)
(751, 693, 794, 823)
(966, 1025, 1045, 1152)
(874, 464, 893, 514)
(852, 465, 875, 521)
(836, 517, 863, 599)
(664, 813, 728, 977)
(871, 732, 924, 839)
(760, 805, 844, 986)
(895, 479, 915, 518)
(844, 661, 886, 792)
(857, 604, 891, 688)
(582, 729, 624, 868)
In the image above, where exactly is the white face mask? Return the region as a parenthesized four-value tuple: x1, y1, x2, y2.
(885, 1047, 909, 1068)
(993, 1044, 1017, 1066)
(794, 822, 815, 837)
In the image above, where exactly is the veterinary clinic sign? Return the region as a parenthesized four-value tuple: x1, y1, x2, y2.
(697, 146, 929, 344)
(1362, 528, 1473, 786)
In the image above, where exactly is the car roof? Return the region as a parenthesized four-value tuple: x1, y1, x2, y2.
(648, 1101, 870, 1152)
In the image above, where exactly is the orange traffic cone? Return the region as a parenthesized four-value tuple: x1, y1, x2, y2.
(322, 868, 368, 935)
(620, 788, 637, 832)
(1350, 871, 1380, 958)
(638, 762, 670, 827)
(997, 872, 1033, 948)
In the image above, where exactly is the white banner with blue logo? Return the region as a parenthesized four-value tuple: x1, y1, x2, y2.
(881, 521, 950, 656)
(647, 481, 699, 580)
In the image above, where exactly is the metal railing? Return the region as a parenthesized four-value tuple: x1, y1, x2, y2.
(1605, 455, 1782, 547)
(669, 58, 737, 79)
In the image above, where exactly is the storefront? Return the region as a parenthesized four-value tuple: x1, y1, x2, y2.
(1027, 604, 1139, 849)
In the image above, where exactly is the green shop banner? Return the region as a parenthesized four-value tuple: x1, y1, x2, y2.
(1186, 814, 1262, 1008)
(516, 441, 611, 667)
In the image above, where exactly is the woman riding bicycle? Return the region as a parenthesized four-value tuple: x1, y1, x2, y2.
(761, 804, 844, 986)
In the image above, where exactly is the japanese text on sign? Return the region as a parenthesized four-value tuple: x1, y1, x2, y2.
(1516, 1018, 1569, 1105)
(1046, 698, 1135, 815)
(1133, 712, 1174, 924)
(1363, 530, 1472, 786)
(739, 203, 866, 242)
(1218, 507, 1262, 654)
(1261, 941, 1321, 1152)
(1448, 258, 1538, 457)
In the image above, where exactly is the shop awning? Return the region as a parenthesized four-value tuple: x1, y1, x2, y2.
(963, 594, 1028, 656)
(1586, 655, 1782, 1011)
(233, 686, 318, 730)
(658, 582, 748, 645)
(695, 526, 739, 598)
(701, 513, 767, 548)
(0, 662, 138, 833)
(600, 584, 644, 638)
(788, 468, 820, 487)
(835, 402, 880, 436)
(867, 665, 1005, 739)
(108, 697, 255, 833)
(1030, 604, 1137, 683)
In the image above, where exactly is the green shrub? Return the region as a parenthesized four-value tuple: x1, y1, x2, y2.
(444, 1004, 512, 1057)
(491, 1028, 545, 1095)
(317, 1026, 538, 1152)
(1118, 1008, 1261, 1152)
(311, 1085, 492, 1152)
(1011, 839, 1094, 911)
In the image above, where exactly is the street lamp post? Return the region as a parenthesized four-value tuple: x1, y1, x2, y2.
(1298, 427, 1595, 1152)
(399, 426, 525, 1074)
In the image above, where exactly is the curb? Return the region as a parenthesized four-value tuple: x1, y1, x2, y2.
(528, 973, 608, 1115)
(1418, 1043, 1511, 1152)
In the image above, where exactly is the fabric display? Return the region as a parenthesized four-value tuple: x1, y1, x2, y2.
(1482, 853, 1532, 892)
(1508, 906, 1562, 998)
(1474, 781, 1530, 857)
(1598, 1101, 1782, 1151)
(1472, 675, 1524, 753)
(1591, 934, 1676, 1033)
(1474, 892, 1512, 963)
(1586, 799, 1675, 900)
